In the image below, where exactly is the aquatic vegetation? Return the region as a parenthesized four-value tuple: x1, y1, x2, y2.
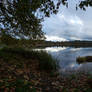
(77, 56, 92, 63)
(36, 51, 58, 71)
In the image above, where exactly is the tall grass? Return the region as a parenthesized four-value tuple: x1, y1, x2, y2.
(36, 51, 58, 71)
(0, 47, 58, 71)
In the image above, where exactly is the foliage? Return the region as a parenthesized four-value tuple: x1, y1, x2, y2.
(79, 0, 92, 10)
(0, 0, 60, 40)
(0, 47, 58, 71)
(0, 47, 91, 91)
(0, 79, 36, 92)
(0, 33, 45, 47)
(0, 0, 92, 41)
(36, 51, 58, 71)
(0, 32, 18, 45)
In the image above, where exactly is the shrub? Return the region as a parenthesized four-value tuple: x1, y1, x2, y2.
(36, 51, 58, 71)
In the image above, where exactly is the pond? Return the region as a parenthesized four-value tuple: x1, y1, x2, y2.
(35, 47, 92, 75)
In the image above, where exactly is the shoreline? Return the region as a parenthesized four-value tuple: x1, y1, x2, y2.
(0, 47, 91, 91)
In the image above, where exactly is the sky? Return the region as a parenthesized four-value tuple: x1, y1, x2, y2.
(42, 1, 92, 41)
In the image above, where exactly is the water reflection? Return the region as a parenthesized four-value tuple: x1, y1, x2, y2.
(34, 47, 66, 52)
(35, 47, 92, 74)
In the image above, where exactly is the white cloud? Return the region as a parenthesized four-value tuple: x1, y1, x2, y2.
(45, 35, 67, 41)
(70, 17, 83, 25)
(42, 1, 92, 41)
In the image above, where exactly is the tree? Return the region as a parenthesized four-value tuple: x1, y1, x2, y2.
(79, 0, 92, 10)
(0, 0, 60, 40)
(0, 0, 92, 40)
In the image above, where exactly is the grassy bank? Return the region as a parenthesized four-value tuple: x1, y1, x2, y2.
(0, 47, 58, 71)
(0, 47, 91, 92)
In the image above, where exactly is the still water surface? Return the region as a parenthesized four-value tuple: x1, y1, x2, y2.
(35, 47, 92, 75)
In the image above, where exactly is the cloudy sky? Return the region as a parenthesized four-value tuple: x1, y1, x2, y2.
(42, 1, 92, 41)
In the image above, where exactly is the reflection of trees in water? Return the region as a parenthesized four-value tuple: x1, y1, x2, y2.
(0, 0, 92, 40)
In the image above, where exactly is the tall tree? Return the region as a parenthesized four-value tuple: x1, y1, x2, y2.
(0, 0, 60, 40)
(0, 0, 92, 40)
